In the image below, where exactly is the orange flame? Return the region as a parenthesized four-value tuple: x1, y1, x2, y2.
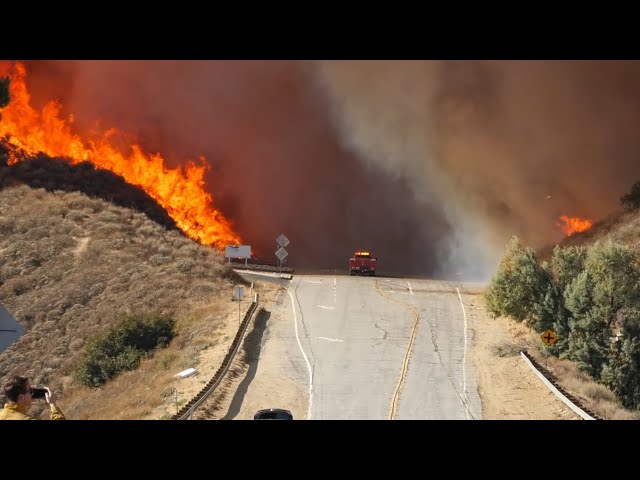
(0, 62, 241, 250)
(557, 215, 593, 237)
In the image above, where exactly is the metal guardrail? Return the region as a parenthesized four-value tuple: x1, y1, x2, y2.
(521, 351, 601, 420)
(229, 263, 294, 274)
(172, 300, 259, 420)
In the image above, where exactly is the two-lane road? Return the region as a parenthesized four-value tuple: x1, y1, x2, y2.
(285, 274, 483, 419)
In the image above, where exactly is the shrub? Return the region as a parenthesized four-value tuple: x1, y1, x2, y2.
(485, 236, 551, 328)
(74, 313, 176, 387)
(601, 312, 640, 409)
(551, 245, 587, 295)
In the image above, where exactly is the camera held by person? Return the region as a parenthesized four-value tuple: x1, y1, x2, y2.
(0, 376, 66, 420)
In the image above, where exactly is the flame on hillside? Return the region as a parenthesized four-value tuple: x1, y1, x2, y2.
(557, 214, 593, 237)
(0, 62, 241, 249)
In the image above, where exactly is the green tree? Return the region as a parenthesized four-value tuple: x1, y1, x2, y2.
(566, 312, 611, 379)
(533, 262, 562, 335)
(564, 271, 594, 318)
(565, 241, 640, 379)
(585, 240, 640, 321)
(601, 309, 640, 409)
(551, 245, 587, 294)
(538, 246, 587, 355)
(485, 236, 551, 329)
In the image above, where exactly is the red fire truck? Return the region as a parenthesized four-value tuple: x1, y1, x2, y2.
(349, 251, 377, 276)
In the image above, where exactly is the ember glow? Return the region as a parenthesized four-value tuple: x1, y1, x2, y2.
(557, 215, 593, 237)
(0, 62, 241, 249)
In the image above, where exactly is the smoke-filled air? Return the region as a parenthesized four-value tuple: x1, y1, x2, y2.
(3, 60, 640, 280)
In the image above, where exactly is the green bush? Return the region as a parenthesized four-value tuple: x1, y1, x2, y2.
(564, 241, 640, 380)
(485, 236, 551, 330)
(566, 312, 611, 379)
(537, 246, 585, 354)
(601, 311, 640, 409)
(551, 245, 587, 294)
(584, 240, 640, 320)
(564, 271, 594, 318)
(488, 233, 640, 407)
(533, 274, 564, 337)
(74, 313, 176, 387)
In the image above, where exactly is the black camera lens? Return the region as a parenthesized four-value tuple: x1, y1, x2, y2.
(30, 388, 47, 399)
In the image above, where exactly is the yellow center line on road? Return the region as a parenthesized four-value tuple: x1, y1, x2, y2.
(374, 278, 421, 420)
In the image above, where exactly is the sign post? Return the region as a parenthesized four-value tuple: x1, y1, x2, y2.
(540, 329, 557, 370)
(276, 234, 290, 273)
(276, 247, 288, 273)
(233, 285, 244, 325)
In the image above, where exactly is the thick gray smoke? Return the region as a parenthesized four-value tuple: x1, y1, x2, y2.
(315, 60, 640, 278)
(20, 61, 640, 280)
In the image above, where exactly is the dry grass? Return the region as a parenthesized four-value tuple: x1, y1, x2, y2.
(0, 184, 252, 419)
(527, 347, 640, 420)
(482, 310, 639, 419)
(492, 340, 529, 358)
(61, 298, 241, 420)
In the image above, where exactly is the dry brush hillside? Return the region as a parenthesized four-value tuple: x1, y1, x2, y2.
(0, 178, 255, 419)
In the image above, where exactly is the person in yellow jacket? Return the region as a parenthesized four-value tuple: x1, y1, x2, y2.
(0, 376, 66, 420)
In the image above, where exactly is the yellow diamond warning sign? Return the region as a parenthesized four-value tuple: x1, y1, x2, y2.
(541, 329, 558, 346)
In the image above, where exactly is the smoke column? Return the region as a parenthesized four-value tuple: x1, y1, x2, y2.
(315, 60, 640, 278)
(17, 60, 640, 279)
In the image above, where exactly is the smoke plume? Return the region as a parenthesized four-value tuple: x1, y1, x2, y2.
(315, 60, 640, 278)
(17, 60, 640, 279)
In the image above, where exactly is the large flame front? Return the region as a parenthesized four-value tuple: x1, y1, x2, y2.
(557, 215, 593, 237)
(0, 62, 241, 249)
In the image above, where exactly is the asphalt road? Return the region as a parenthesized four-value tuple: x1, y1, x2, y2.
(281, 274, 483, 420)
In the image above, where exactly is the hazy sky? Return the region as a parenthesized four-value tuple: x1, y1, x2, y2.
(17, 60, 640, 279)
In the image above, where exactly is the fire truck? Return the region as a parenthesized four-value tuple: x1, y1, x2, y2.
(349, 251, 377, 276)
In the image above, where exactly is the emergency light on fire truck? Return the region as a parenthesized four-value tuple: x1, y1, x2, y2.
(349, 250, 377, 276)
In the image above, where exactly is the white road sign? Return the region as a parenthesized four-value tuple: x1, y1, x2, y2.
(276, 234, 290, 248)
(225, 245, 251, 259)
(275, 247, 288, 261)
(233, 286, 245, 300)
